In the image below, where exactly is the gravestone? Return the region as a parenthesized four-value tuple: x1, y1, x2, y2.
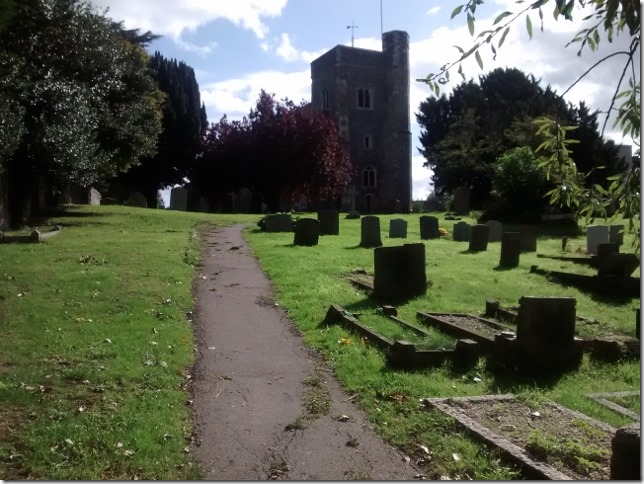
(596, 253, 640, 277)
(609, 224, 624, 245)
(516, 296, 581, 374)
(360, 216, 382, 247)
(88, 188, 101, 205)
(373, 243, 426, 301)
(170, 187, 188, 211)
(519, 225, 537, 252)
(486, 220, 503, 242)
(452, 186, 470, 215)
(610, 423, 641, 480)
(586, 225, 609, 255)
(389, 218, 408, 238)
(419, 216, 439, 240)
(500, 232, 521, 268)
(317, 209, 339, 235)
(264, 213, 293, 232)
(124, 191, 147, 208)
(453, 221, 471, 242)
(468, 224, 490, 252)
(597, 242, 619, 258)
(293, 218, 320, 246)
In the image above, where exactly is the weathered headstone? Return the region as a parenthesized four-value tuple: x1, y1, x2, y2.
(389, 218, 408, 239)
(170, 186, 188, 211)
(519, 225, 537, 252)
(596, 253, 640, 277)
(419, 216, 439, 240)
(452, 186, 470, 215)
(453, 339, 480, 370)
(516, 296, 581, 374)
(468, 224, 489, 252)
(293, 218, 320, 246)
(360, 216, 382, 247)
(124, 191, 147, 208)
(597, 242, 619, 258)
(500, 232, 521, 268)
(88, 188, 101, 206)
(264, 213, 294, 232)
(453, 221, 471, 242)
(317, 209, 339, 235)
(610, 423, 641, 480)
(486, 220, 503, 242)
(586, 225, 609, 255)
(373, 243, 426, 301)
(609, 224, 624, 245)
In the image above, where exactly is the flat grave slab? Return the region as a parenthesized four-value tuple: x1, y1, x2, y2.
(588, 391, 640, 421)
(417, 312, 514, 351)
(422, 394, 616, 480)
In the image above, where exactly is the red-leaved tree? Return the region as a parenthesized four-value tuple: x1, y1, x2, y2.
(194, 90, 352, 212)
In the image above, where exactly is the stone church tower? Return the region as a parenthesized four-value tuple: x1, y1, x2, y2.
(310, 30, 412, 213)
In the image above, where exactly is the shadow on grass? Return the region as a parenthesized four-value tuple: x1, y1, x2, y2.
(344, 244, 376, 250)
(459, 249, 485, 254)
(492, 264, 519, 271)
(485, 366, 567, 393)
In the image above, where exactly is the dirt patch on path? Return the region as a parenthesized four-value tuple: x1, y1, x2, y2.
(191, 224, 418, 480)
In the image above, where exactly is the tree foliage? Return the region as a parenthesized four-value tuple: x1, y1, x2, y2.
(0, 0, 163, 227)
(194, 90, 352, 212)
(113, 52, 208, 206)
(418, 0, 640, 251)
(416, 67, 620, 207)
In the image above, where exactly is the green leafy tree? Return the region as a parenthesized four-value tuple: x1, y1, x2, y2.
(418, 0, 640, 250)
(417, 67, 617, 208)
(113, 52, 208, 207)
(0, 0, 163, 227)
(492, 146, 550, 220)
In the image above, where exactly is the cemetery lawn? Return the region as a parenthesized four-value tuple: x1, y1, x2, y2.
(244, 212, 640, 480)
(0, 206, 639, 480)
(0, 206, 257, 480)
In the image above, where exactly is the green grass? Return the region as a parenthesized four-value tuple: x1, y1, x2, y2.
(0, 205, 257, 480)
(0, 207, 639, 480)
(244, 211, 640, 480)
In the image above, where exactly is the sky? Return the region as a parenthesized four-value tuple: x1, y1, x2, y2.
(89, 0, 639, 202)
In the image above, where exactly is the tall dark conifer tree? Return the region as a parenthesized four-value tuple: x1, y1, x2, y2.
(114, 52, 207, 207)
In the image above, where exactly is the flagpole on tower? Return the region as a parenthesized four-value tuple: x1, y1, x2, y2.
(380, 0, 383, 36)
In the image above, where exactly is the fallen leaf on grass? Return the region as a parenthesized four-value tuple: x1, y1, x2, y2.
(123, 449, 135, 456)
(452, 453, 461, 462)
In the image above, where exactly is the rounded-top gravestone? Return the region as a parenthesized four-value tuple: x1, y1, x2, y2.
(293, 218, 320, 246)
(453, 221, 471, 242)
(419, 216, 439, 240)
(317, 209, 339, 235)
(389, 218, 408, 239)
(468, 224, 489, 252)
(360, 216, 382, 247)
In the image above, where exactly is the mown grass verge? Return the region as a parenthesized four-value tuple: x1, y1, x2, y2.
(244, 212, 640, 480)
(0, 205, 256, 480)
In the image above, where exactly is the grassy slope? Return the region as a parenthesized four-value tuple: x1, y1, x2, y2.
(0, 206, 257, 480)
(0, 207, 639, 479)
(244, 212, 640, 480)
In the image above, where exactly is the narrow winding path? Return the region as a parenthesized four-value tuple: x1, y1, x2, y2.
(190, 224, 419, 480)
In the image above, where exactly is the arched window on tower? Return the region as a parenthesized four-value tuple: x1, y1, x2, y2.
(362, 166, 377, 188)
(357, 88, 372, 109)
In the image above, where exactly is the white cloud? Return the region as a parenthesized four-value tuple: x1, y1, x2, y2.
(175, 38, 218, 56)
(201, 69, 312, 121)
(90, 0, 287, 39)
(407, 6, 639, 144)
(271, 33, 325, 63)
(426, 6, 441, 15)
